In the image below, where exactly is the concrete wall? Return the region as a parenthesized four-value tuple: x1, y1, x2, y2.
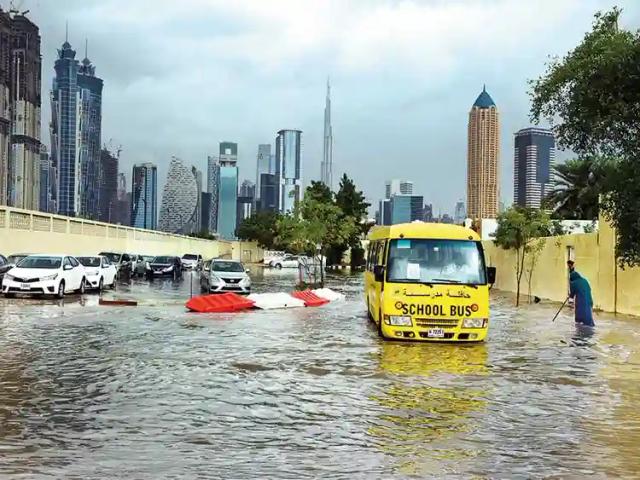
(483, 215, 639, 316)
(0, 206, 263, 262)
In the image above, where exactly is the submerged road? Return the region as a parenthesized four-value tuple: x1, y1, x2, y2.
(0, 268, 639, 478)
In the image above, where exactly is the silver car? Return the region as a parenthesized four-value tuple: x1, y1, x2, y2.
(201, 259, 251, 294)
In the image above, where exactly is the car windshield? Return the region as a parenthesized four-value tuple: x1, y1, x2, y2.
(152, 256, 173, 264)
(77, 257, 101, 267)
(100, 252, 121, 263)
(7, 255, 28, 265)
(212, 261, 244, 273)
(182, 254, 197, 260)
(17, 256, 62, 269)
(386, 239, 486, 285)
(142, 256, 155, 262)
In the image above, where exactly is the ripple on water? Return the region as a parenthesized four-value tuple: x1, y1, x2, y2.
(0, 273, 640, 478)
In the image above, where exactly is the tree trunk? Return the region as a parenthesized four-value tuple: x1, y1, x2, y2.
(516, 246, 527, 307)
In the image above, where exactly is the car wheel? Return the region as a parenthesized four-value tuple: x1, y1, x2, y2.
(57, 281, 65, 299)
(5, 292, 15, 298)
(275, 263, 282, 269)
(378, 309, 387, 340)
(79, 278, 86, 294)
(98, 277, 104, 292)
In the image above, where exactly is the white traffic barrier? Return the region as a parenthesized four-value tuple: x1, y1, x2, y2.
(247, 292, 306, 310)
(312, 288, 345, 302)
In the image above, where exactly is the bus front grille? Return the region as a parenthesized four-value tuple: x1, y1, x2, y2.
(415, 318, 459, 328)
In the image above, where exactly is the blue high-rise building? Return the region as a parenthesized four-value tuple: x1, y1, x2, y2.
(77, 48, 103, 219)
(131, 163, 157, 230)
(51, 40, 79, 217)
(275, 129, 302, 213)
(39, 146, 53, 213)
(514, 127, 555, 209)
(390, 195, 424, 224)
(217, 142, 238, 239)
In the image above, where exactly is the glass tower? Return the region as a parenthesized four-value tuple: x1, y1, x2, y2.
(217, 142, 238, 239)
(131, 163, 157, 229)
(275, 129, 302, 214)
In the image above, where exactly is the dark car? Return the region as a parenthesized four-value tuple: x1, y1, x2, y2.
(98, 252, 133, 279)
(145, 256, 183, 281)
(0, 255, 12, 287)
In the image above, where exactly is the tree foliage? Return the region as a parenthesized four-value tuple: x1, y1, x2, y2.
(543, 156, 614, 220)
(236, 210, 283, 249)
(494, 207, 554, 306)
(530, 7, 640, 266)
(332, 174, 371, 267)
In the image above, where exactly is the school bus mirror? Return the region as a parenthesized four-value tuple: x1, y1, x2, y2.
(373, 265, 385, 282)
(487, 267, 496, 285)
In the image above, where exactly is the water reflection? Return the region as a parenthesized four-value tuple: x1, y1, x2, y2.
(369, 343, 488, 476)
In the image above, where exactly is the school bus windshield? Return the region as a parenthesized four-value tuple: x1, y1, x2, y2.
(387, 239, 486, 285)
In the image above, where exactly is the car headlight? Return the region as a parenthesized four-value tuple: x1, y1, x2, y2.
(42, 273, 58, 281)
(239, 276, 251, 286)
(385, 315, 412, 326)
(210, 275, 222, 284)
(163, 266, 174, 272)
(463, 318, 487, 328)
(89, 270, 100, 276)
(4, 274, 14, 281)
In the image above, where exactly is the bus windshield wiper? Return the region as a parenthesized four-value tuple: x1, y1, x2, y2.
(431, 278, 460, 283)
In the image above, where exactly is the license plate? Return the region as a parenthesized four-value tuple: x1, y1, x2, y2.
(427, 328, 445, 338)
(20, 283, 30, 290)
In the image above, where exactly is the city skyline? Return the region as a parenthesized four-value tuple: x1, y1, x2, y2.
(2, 1, 638, 219)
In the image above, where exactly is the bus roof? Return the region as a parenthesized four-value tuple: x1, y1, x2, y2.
(368, 222, 480, 241)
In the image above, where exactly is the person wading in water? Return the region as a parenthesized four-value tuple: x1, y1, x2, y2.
(567, 260, 595, 327)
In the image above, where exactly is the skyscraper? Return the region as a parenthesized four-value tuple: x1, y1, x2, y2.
(131, 163, 157, 230)
(191, 166, 203, 234)
(259, 173, 277, 212)
(255, 144, 271, 208)
(390, 195, 424, 224)
(159, 157, 197, 233)
(39, 145, 53, 213)
(514, 127, 555, 209)
(385, 179, 413, 198)
(51, 39, 80, 217)
(467, 86, 499, 219)
(77, 43, 103, 219)
(217, 142, 238, 239)
(97, 148, 118, 223)
(0, 9, 42, 209)
(321, 79, 333, 189)
(275, 129, 302, 213)
(454, 200, 466, 224)
(112, 172, 130, 225)
(237, 179, 255, 230)
(207, 155, 220, 233)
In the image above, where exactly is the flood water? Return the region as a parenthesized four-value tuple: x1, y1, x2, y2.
(1, 268, 639, 479)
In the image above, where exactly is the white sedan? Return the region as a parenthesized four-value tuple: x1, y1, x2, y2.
(2, 254, 87, 298)
(77, 256, 117, 291)
(270, 254, 300, 269)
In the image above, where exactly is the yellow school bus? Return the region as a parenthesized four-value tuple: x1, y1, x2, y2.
(364, 222, 496, 342)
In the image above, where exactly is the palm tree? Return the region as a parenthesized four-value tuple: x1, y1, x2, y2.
(543, 156, 612, 220)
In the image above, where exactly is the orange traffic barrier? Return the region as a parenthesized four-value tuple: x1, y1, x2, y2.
(99, 298, 138, 307)
(290, 289, 330, 307)
(186, 292, 255, 313)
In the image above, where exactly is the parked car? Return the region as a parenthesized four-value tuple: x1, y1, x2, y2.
(98, 252, 133, 279)
(146, 256, 183, 281)
(201, 259, 251, 294)
(77, 256, 117, 291)
(271, 254, 300, 269)
(181, 253, 203, 270)
(0, 255, 11, 287)
(133, 255, 155, 277)
(2, 254, 86, 298)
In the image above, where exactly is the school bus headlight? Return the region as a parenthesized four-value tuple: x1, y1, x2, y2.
(463, 318, 487, 328)
(385, 315, 412, 326)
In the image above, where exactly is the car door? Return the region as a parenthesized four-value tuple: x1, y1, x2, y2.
(102, 257, 114, 284)
(62, 257, 74, 288)
(69, 256, 83, 290)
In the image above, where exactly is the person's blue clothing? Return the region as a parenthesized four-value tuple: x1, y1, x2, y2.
(569, 270, 594, 327)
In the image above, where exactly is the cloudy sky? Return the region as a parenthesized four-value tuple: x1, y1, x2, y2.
(23, 0, 640, 215)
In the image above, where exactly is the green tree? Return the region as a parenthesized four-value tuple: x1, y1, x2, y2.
(493, 207, 553, 306)
(305, 181, 333, 204)
(333, 174, 371, 267)
(543, 156, 612, 220)
(530, 7, 640, 266)
(236, 211, 283, 249)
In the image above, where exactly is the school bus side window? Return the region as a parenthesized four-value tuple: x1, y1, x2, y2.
(369, 242, 378, 272)
(377, 240, 387, 267)
(367, 242, 375, 271)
